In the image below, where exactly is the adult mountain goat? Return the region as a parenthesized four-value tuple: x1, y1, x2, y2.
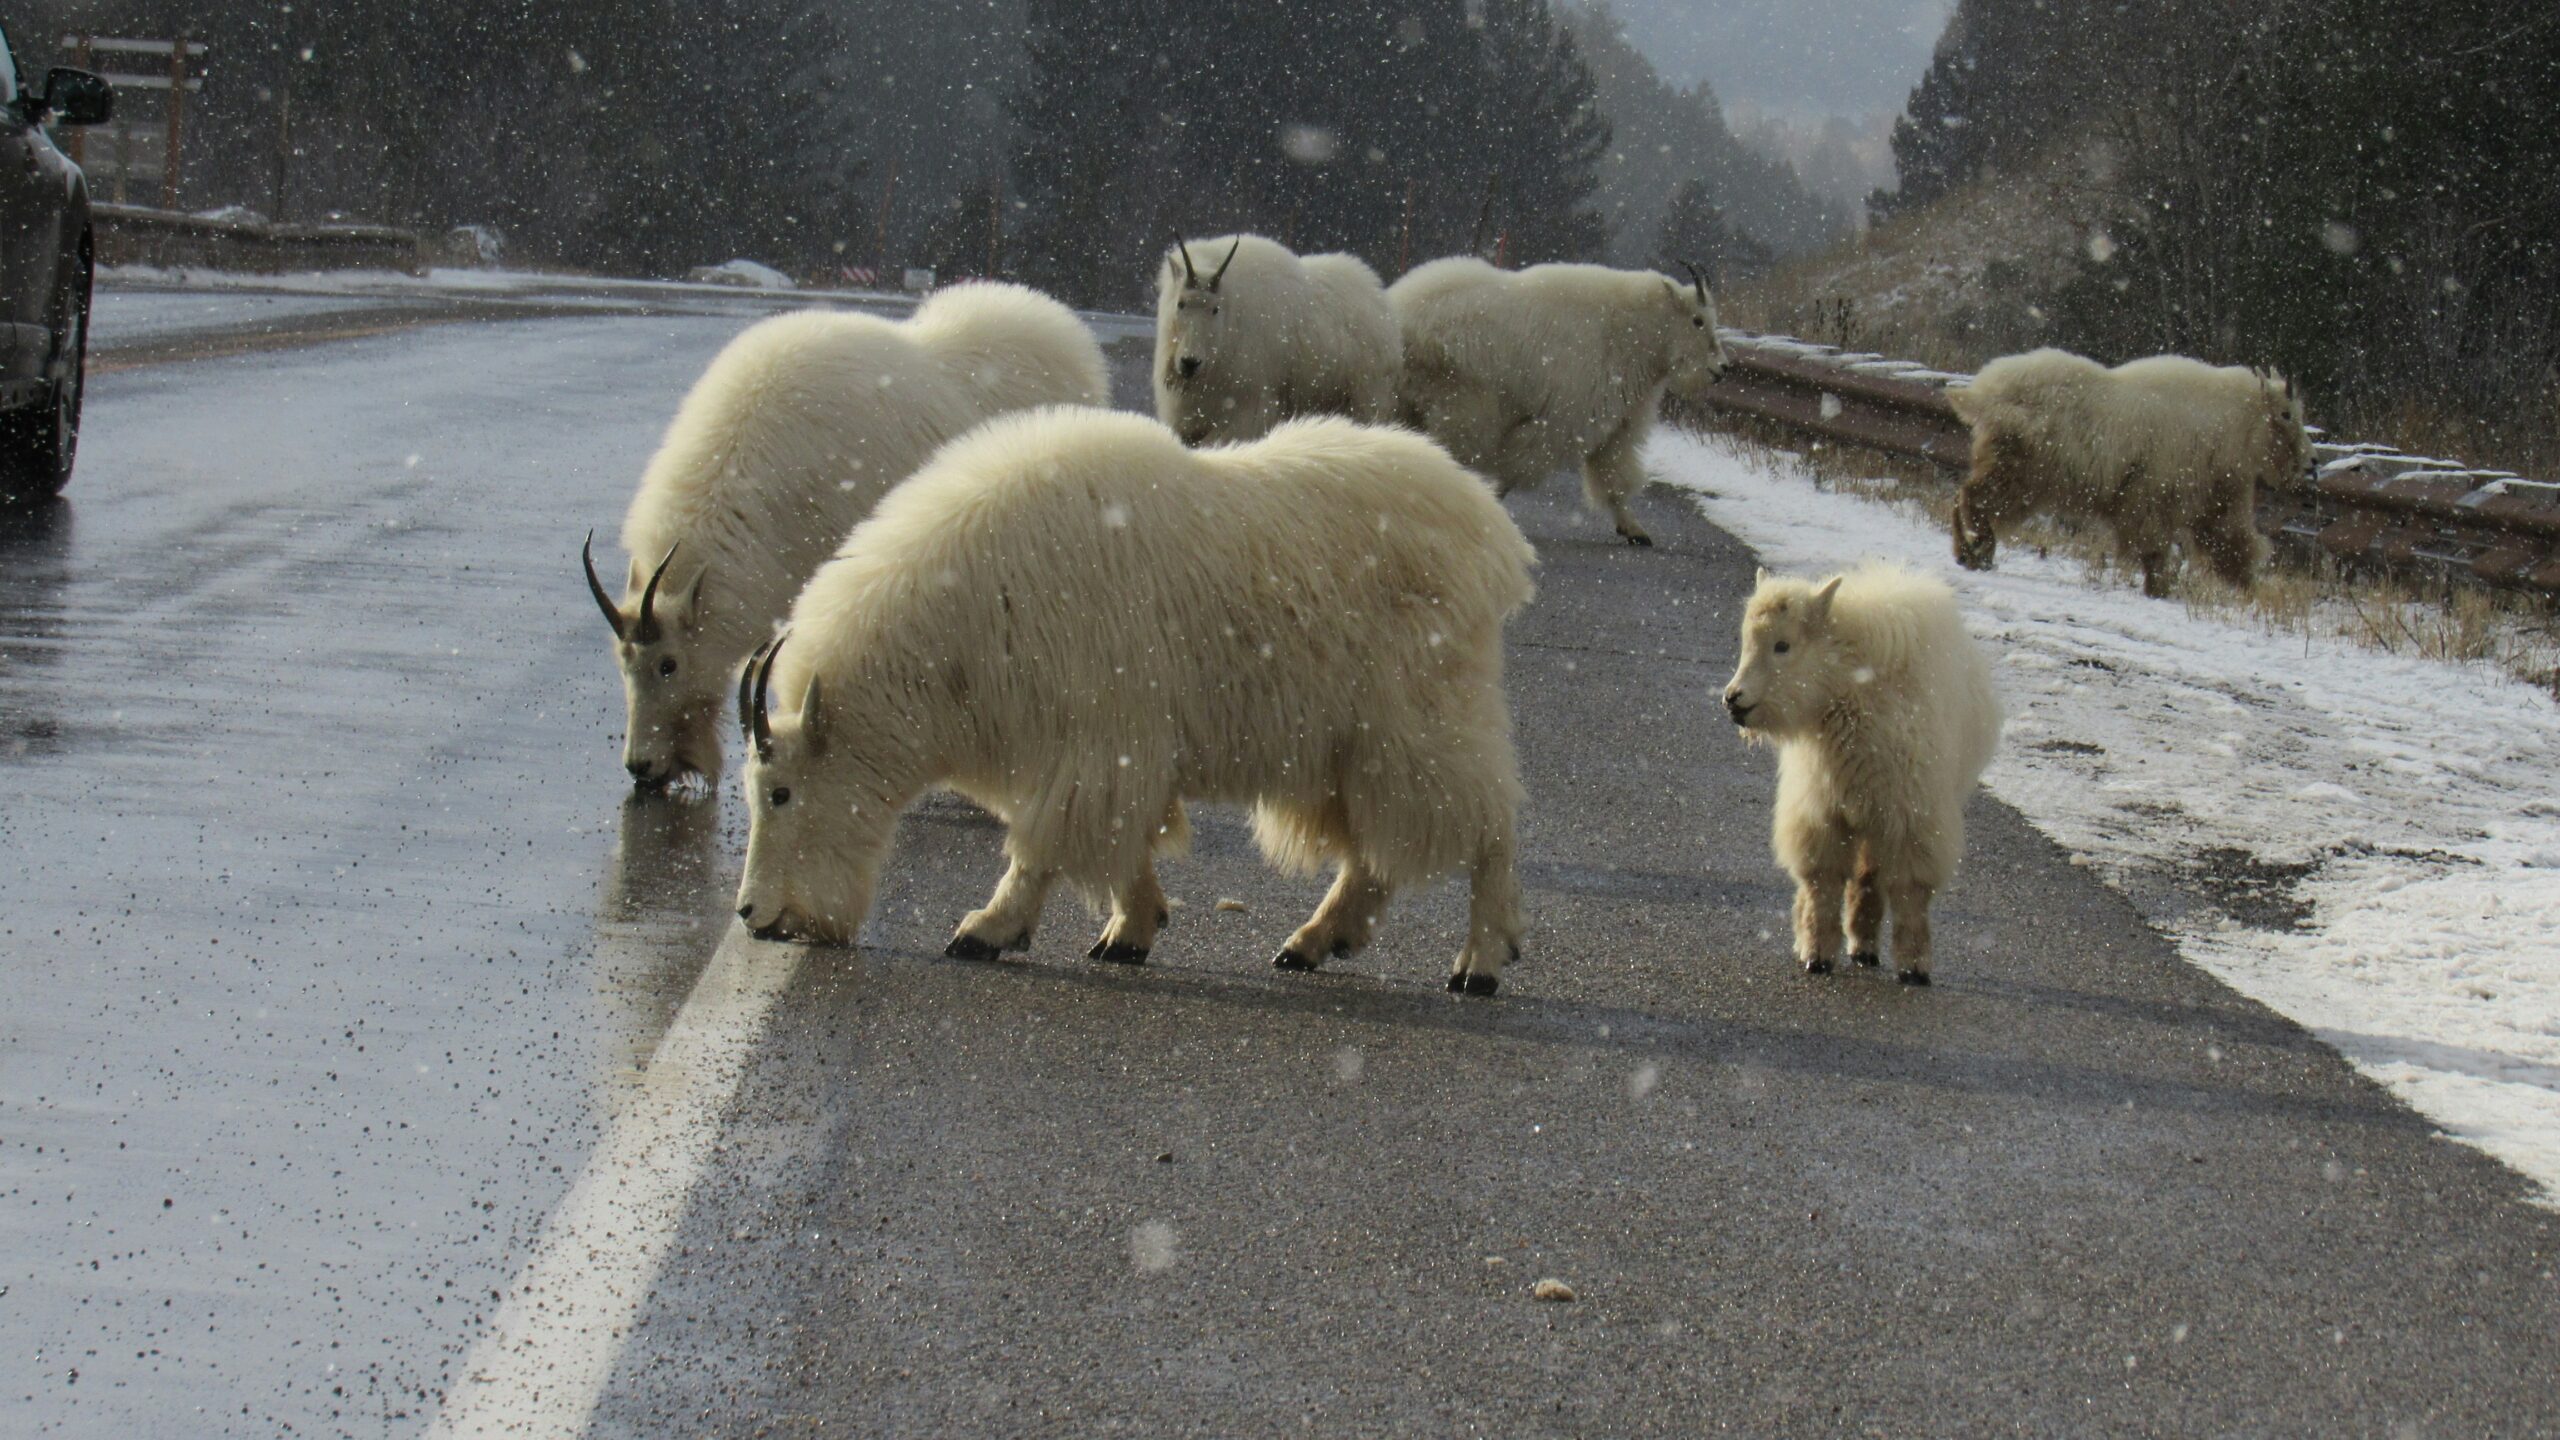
(584, 284, 1107, 787)
(1390, 256, 1728, 546)
(1947, 348, 2310, 597)
(1153, 233, 1400, 445)
(1722, 564, 2001, 985)
(733, 407, 1538, 996)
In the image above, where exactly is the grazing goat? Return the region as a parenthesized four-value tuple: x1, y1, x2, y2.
(1721, 564, 2001, 984)
(1154, 233, 1401, 444)
(1390, 256, 1728, 546)
(733, 406, 1537, 995)
(585, 284, 1107, 787)
(1947, 348, 2310, 597)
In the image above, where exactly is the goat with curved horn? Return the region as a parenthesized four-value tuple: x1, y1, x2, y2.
(629, 543, 680, 645)
(738, 634, 775, 750)
(1680, 260, 1710, 303)
(748, 632, 786, 761)
(1176, 239, 1200, 287)
(1208, 237, 1244, 290)
(583, 531, 628, 639)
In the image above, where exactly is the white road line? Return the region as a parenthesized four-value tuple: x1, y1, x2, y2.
(426, 926, 802, 1439)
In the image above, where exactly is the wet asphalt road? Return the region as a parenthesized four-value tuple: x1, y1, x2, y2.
(3, 296, 2557, 1437)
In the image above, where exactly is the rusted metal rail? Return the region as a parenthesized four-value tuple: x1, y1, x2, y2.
(1693, 333, 2560, 596)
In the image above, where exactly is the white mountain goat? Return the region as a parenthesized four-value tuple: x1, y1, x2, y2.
(583, 283, 1108, 787)
(732, 407, 1538, 995)
(1721, 564, 2001, 985)
(1947, 348, 2311, 597)
(1390, 256, 1729, 546)
(1153, 233, 1400, 445)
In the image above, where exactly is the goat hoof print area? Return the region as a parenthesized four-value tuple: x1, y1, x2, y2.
(1801, 957, 1834, 976)
(1271, 948, 1319, 971)
(1087, 940, 1149, 965)
(1849, 952, 1881, 969)
(1448, 972, 1499, 997)
(944, 934, 1003, 962)
(1897, 969, 1933, 987)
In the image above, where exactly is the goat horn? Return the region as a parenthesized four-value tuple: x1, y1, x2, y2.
(1681, 260, 1709, 303)
(632, 543, 679, 644)
(1209, 237, 1242, 290)
(582, 530, 628, 640)
(738, 634, 774, 751)
(1176, 239, 1199, 286)
(750, 632, 785, 762)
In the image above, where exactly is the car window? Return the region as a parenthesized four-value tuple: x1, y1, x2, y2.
(0, 23, 18, 107)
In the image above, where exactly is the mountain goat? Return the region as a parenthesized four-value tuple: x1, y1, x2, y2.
(1721, 564, 2001, 985)
(1947, 348, 2310, 597)
(584, 283, 1108, 788)
(1153, 233, 1400, 445)
(732, 407, 1537, 995)
(1390, 256, 1728, 546)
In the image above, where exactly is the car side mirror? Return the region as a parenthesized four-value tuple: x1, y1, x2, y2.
(42, 68, 113, 127)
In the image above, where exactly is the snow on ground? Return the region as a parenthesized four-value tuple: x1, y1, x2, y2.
(1649, 428, 2560, 1207)
(94, 266, 1158, 344)
(90, 288, 406, 345)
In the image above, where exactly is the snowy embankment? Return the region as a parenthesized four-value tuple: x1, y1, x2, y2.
(1650, 428, 2560, 1207)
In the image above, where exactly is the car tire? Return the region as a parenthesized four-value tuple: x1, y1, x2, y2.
(0, 246, 91, 506)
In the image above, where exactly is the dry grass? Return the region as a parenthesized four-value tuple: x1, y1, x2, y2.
(1685, 415, 2560, 698)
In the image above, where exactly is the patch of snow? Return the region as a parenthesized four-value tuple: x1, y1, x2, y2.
(685, 259, 795, 290)
(1650, 428, 2560, 1208)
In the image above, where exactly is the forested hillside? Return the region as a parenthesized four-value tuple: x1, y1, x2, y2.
(20, 0, 1838, 305)
(1872, 0, 2560, 441)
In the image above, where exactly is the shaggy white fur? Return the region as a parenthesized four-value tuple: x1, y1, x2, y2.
(1153, 233, 1400, 445)
(1722, 563, 2002, 983)
(1946, 347, 2311, 598)
(734, 406, 1538, 994)
(593, 283, 1107, 785)
(1389, 256, 1728, 545)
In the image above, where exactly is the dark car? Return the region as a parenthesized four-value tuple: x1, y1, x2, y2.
(0, 20, 108, 504)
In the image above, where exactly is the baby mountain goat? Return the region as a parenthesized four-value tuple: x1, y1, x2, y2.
(1390, 256, 1728, 546)
(1947, 348, 2311, 598)
(734, 407, 1538, 996)
(585, 284, 1107, 789)
(1154, 233, 1401, 445)
(1722, 564, 2001, 984)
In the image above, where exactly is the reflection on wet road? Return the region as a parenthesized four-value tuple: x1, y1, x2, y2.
(0, 315, 756, 1433)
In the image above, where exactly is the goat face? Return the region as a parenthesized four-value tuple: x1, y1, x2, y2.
(1722, 572, 1845, 738)
(1662, 263, 1731, 399)
(732, 640, 891, 946)
(1160, 238, 1245, 391)
(585, 533, 724, 789)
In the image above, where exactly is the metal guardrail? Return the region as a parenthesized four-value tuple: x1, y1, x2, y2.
(93, 203, 427, 277)
(1693, 333, 2560, 596)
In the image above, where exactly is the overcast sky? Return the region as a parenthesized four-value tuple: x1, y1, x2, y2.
(1593, 0, 1956, 123)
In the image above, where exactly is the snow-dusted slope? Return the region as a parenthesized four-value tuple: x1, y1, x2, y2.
(1650, 429, 2560, 1206)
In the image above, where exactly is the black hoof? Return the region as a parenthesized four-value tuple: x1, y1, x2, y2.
(1849, 951, 1881, 969)
(944, 933, 1002, 962)
(1088, 938, 1150, 965)
(1802, 957, 1834, 976)
(1896, 969, 1932, 987)
(1621, 532, 1654, 548)
(1272, 948, 1319, 971)
(1449, 971, 1500, 996)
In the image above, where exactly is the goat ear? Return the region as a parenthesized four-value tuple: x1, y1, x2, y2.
(800, 676, 831, 755)
(1755, 565, 1771, 587)
(1809, 575, 1843, 620)
(672, 567, 707, 631)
